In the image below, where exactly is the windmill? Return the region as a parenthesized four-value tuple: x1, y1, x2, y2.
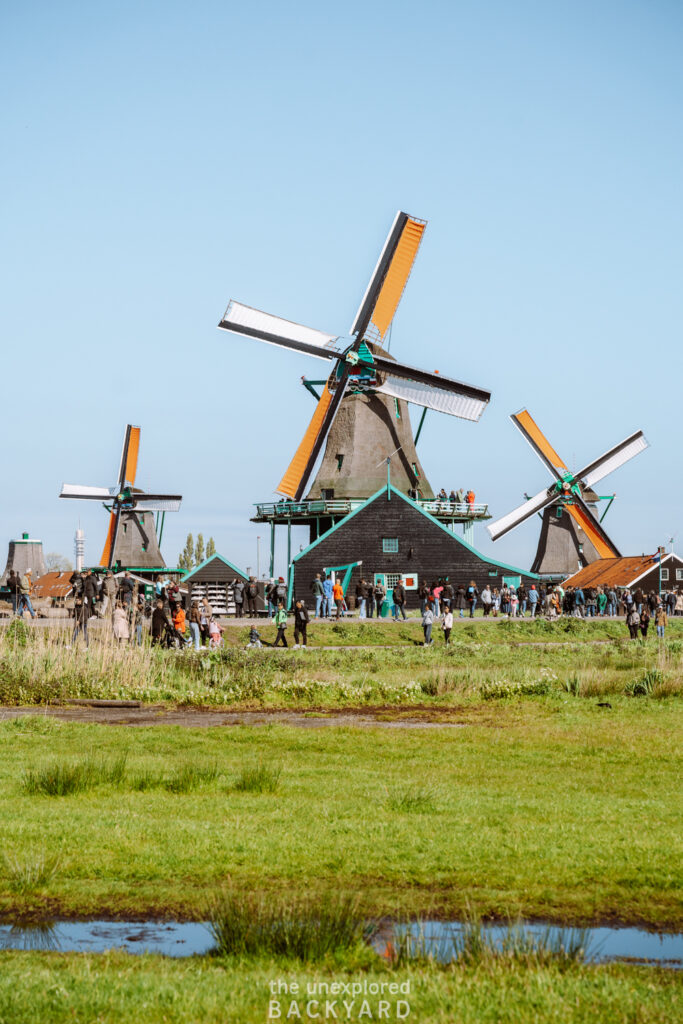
(486, 409, 649, 576)
(218, 211, 491, 503)
(59, 425, 182, 570)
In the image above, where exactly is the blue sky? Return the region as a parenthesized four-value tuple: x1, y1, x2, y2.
(2, 0, 681, 575)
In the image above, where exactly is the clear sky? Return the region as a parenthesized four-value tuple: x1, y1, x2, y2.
(2, 0, 682, 576)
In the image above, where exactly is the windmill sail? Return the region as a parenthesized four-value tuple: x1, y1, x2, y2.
(511, 409, 569, 479)
(375, 376, 489, 422)
(350, 212, 427, 343)
(564, 497, 620, 558)
(577, 432, 649, 489)
(219, 301, 340, 360)
(118, 425, 141, 490)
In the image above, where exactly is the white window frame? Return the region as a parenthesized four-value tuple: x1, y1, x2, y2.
(676, 568, 683, 582)
(386, 572, 403, 590)
(660, 568, 669, 581)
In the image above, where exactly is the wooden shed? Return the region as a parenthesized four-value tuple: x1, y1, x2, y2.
(182, 554, 265, 616)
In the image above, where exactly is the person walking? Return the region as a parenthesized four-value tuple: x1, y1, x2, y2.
(418, 580, 430, 617)
(71, 595, 89, 647)
(627, 606, 640, 639)
(293, 599, 310, 648)
(422, 602, 434, 646)
(332, 579, 344, 619)
(639, 606, 650, 639)
(311, 574, 325, 618)
(273, 602, 288, 647)
(517, 583, 527, 617)
(655, 605, 668, 639)
(355, 579, 366, 619)
(189, 601, 202, 650)
(151, 599, 170, 646)
(392, 581, 407, 621)
(17, 570, 36, 619)
(441, 605, 453, 645)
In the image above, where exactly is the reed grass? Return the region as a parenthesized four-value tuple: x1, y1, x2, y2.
(233, 763, 282, 793)
(209, 890, 369, 959)
(1, 849, 63, 893)
(21, 752, 127, 796)
(385, 785, 437, 813)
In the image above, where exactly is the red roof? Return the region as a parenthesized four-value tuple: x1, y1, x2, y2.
(32, 571, 74, 598)
(563, 555, 662, 588)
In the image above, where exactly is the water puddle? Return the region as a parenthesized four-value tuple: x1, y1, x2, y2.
(0, 918, 679, 967)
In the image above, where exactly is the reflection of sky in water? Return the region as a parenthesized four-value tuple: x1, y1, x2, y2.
(0, 919, 680, 966)
(371, 921, 683, 968)
(0, 921, 214, 958)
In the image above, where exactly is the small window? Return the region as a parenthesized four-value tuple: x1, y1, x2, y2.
(555, 506, 563, 518)
(321, 488, 334, 500)
(661, 568, 669, 581)
(676, 569, 683, 581)
(336, 454, 344, 471)
(382, 537, 399, 553)
(488, 569, 497, 577)
(386, 572, 402, 590)
(412, 462, 420, 480)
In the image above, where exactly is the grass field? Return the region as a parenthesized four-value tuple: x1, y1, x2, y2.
(0, 618, 680, 1022)
(0, 952, 679, 1023)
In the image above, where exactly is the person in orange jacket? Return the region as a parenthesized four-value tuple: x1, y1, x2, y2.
(332, 580, 344, 619)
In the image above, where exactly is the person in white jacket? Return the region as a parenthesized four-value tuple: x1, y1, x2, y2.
(441, 607, 453, 645)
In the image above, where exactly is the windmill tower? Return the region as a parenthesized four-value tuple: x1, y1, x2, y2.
(219, 212, 491, 566)
(487, 409, 649, 577)
(1, 533, 47, 586)
(59, 425, 182, 571)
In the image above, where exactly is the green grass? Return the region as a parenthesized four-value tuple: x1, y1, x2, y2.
(0, 951, 679, 1023)
(233, 762, 282, 793)
(0, 700, 679, 926)
(22, 752, 128, 796)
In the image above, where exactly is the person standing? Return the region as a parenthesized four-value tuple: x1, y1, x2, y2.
(293, 599, 310, 648)
(528, 585, 538, 618)
(71, 595, 89, 647)
(374, 579, 385, 618)
(418, 580, 429, 616)
(244, 578, 258, 617)
(392, 581, 407, 621)
(455, 584, 467, 619)
(233, 579, 245, 618)
(466, 580, 479, 618)
(273, 602, 288, 647)
(365, 579, 375, 619)
(509, 587, 519, 618)
(322, 575, 334, 618)
(481, 584, 492, 617)
(117, 571, 134, 609)
(440, 605, 453, 645)
(627, 605, 640, 639)
(422, 602, 434, 645)
(597, 589, 607, 617)
(200, 596, 212, 645)
(655, 605, 668, 639)
(113, 601, 131, 644)
(332, 579, 344, 619)
(189, 601, 202, 650)
(311, 574, 324, 618)
(639, 606, 650, 639)
(355, 579, 366, 619)
(151, 599, 171, 646)
(432, 581, 443, 617)
(6, 571, 18, 615)
(517, 583, 527, 618)
(17, 570, 36, 619)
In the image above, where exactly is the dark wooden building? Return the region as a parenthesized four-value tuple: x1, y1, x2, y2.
(291, 485, 538, 607)
(182, 554, 263, 616)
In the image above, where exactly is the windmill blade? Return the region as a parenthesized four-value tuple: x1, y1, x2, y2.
(371, 354, 490, 420)
(60, 485, 116, 500)
(375, 376, 488, 422)
(100, 509, 120, 568)
(487, 486, 559, 542)
(218, 301, 340, 361)
(564, 494, 621, 559)
(576, 431, 649, 490)
(277, 379, 349, 500)
(510, 409, 569, 481)
(351, 212, 427, 344)
(117, 425, 141, 491)
(132, 495, 182, 512)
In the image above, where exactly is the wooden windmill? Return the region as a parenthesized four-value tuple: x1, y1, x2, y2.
(60, 425, 182, 570)
(486, 409, 649, 576)
(218, 212, 491, 502)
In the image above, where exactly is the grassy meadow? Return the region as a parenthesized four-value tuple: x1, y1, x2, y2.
(0, 616, 680, 1022)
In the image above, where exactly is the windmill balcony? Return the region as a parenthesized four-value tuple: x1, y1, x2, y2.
(253, 498, 490, 525)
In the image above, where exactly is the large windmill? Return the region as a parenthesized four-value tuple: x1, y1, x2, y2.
(218, 212, 491, 505)
(487, 409, 649, 576)
(60, 425, 182, 570)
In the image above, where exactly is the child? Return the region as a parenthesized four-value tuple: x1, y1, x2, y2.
(422, 602, 434, 646)
(208, 615, 224, 648)
(509, 588, 518, 618)
(273, 602, 288, 647)
(173, 604, 188, 645)
(441, 606, 453, 645)
(246, 626, 263, 648)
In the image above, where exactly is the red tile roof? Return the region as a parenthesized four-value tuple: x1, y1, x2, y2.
(32, 571, 74, 599)
(563, 556, 661, 588)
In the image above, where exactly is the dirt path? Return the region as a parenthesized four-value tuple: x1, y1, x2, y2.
(0, 704, 467, 730)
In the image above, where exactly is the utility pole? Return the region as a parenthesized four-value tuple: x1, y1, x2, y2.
(257, 536, 261, 579)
